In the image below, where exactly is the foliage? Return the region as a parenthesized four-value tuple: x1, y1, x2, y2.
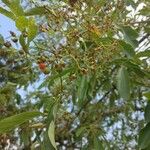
(0, 0, 150, 149)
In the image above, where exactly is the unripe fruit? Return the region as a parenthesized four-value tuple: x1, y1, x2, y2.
(22, 31, 28, 38)
(12, 38, 18, 43)
(80, 68, 88, 75)
(39, 25, 49, 32)
(69, 0, 78, 6)
(19, 50, 25, 55)
(43, 68, 50, 74)
(40, 56, 47, 62)
(69, 74, 76, 81)
(4, 41, 11, 48)
(10, 31, 16, 37)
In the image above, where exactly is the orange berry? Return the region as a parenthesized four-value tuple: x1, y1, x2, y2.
(38, 63, 46, 70)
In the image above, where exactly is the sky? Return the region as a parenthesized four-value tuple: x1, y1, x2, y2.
(0, 14, 18, 38)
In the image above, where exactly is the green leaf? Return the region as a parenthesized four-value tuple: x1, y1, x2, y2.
(19, 34, 28, 53)
(47, 103, 58, 124)
(88, 74, 96, 97)
(16, 16, 29, 31)
(125, 61, 146, 78)
(136, 50, 150, 58)
(44, 103, 58, 150)
(0, 94, 7, 105)
(0, 111, 42, 133)
(79, 39, 96, 51)
(140, 7, 150, 16)
(16, 17, 37, 46)
(94, 137, 104, 150)
(2, 0, 24, 16)
(121, 26, 138, 48)
(112, 58, 147, 78)
(145, 26, 150, 34)
(48, 121, 57, 150)
(118, 40, 135, 57)
(25, 7, 46, 16)
(20, 125, 31, 147)
(0, 7, 16, 20)
(43, 131, 55, 150)
(76, 126, 86, 137)
(39, 67, 74, 89)
(27, 18, 38, 45)
(117, 66, 130, 100)
(138, 123, 150, 149)
(96, 37, 114, 46)
(0, 34, 4, 48)
(125, 0, 136, 7)
(143, 92, 150, 100)
(77, 75, 89, 105)
(145, 102, 150, 123)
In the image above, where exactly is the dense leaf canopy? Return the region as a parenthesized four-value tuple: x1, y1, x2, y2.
(0, 0, 150, 149)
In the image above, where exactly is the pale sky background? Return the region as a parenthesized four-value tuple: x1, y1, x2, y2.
(0, 14, 18, 38)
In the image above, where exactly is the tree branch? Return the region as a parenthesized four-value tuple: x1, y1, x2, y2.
(130, 20, 150, 25)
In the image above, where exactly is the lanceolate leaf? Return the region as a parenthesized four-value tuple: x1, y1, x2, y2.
(118, 40, 135, 57)
(48, 121, 57, 150)
(145, 102, 150, 123)
(121, 26, 138, 48)
(136, 50, 150, 58)
(25, 7, 46, 16)
(0, 7, 16, 20)
(143, 92, 150, 100)
(2, 0, 24, 16)
(94, 137, 104, 150)
(19, 34, 28, 53)
(117, 66, 130, 100)
(76, 126, 86, 137)
(27, 18, 38, 45)
(140, 6, 150, 16)
(16, 16, 29, 31)
(138, 123, 150, 149)
(43, 132, 55, 150)
(0, 34, 4, 46)
(38, 67, 74, 89)
(0, 111, 42, 133)
(77, 75, 89, 105)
